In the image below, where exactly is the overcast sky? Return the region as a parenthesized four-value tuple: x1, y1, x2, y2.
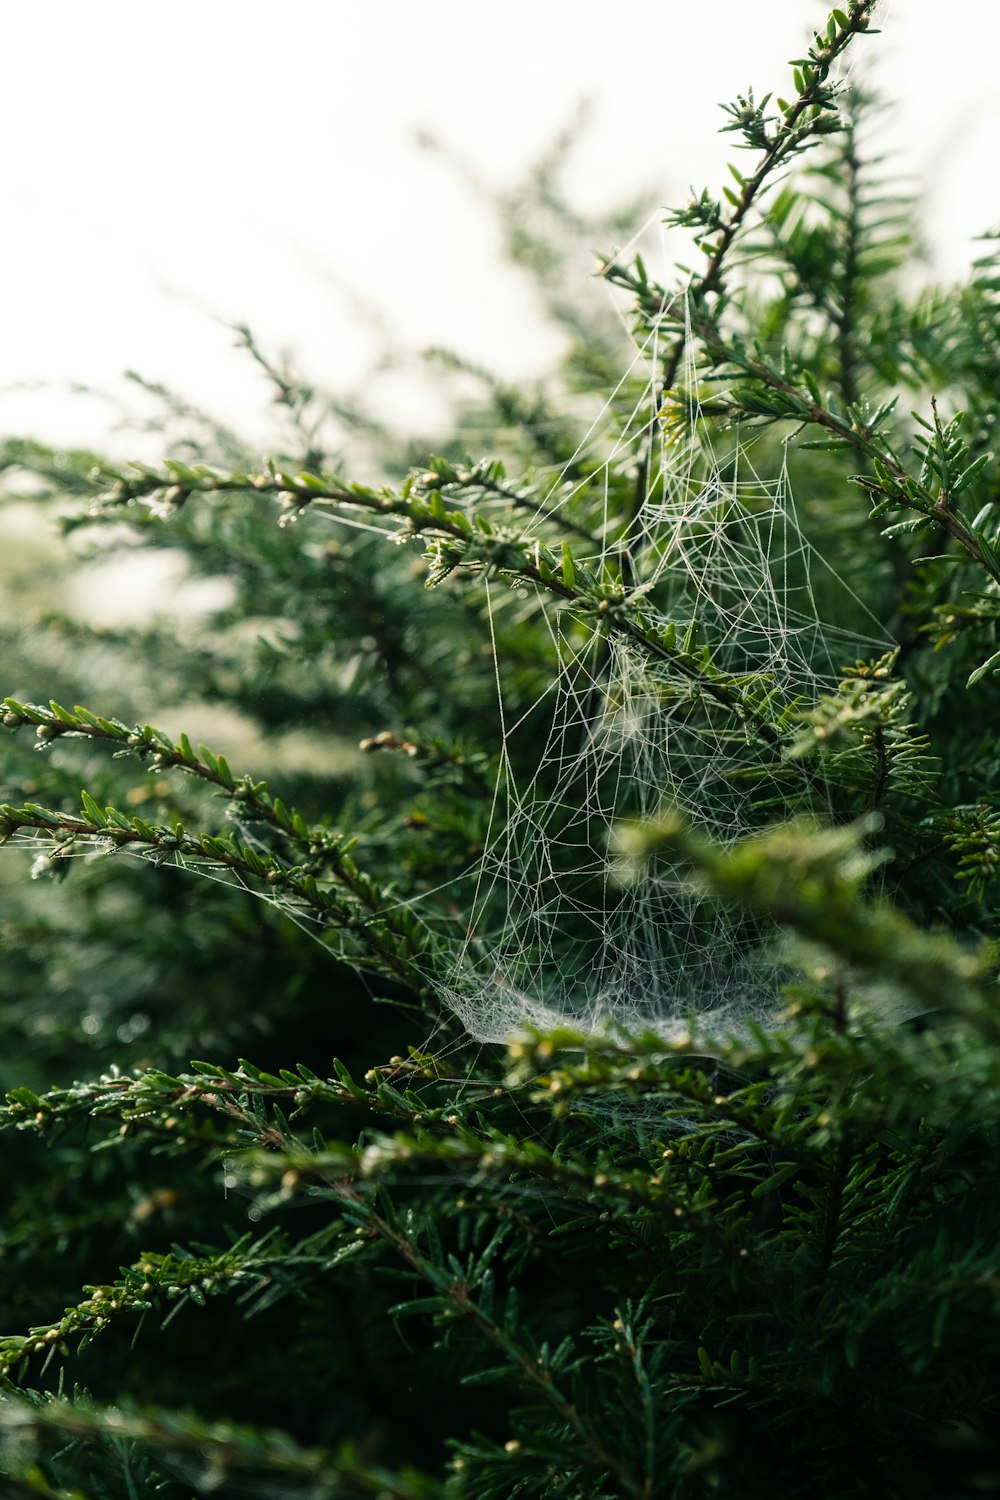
(2, 1, 998, 456)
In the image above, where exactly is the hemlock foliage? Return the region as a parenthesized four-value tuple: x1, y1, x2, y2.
(2, 5, 1000, 1495)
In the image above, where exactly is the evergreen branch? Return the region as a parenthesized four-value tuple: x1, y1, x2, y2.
(603, 6, 879, 569)
(81, 462, 830, 791)
(83, 1064, 655, 1494)
(834, 115, 863, 413)
(505, 1012, 1000, 1156)
(338, 1191, 642, 1496)
(0, 698, 438, 911)
(0, 1055, 481, 1141)
(505, 1033, 834, 1174)
(601, 266, 1000, 589)
(8, 1052, 782, 1332)
(359, 728, 495, 795)
(86, 457, 405, 525)
(6, 15, 1000, 1490)
(618, 812, 997, 1026)
(87, 454, 601, 549)
(745, 90, 914, 417)
(0, 1391, 439, 1499)
(234, 1115, 773, 1306)
(0, 698, 440, 998)
(249, 1126, 753, 1240)
(945, 803, 1000, 899)
(0, 793, 431, 999)
(641, 2, 878, 397)
(416, 453, 601, 546)
(2, 697, 322, 849)
(611, 1304, 658, 1500)
(231, 321, 328, 469)
(786, 653, 938, 811)
(814, 1134, 854, 1283)
(0, 1230, 304, 1384)
(865, 723, 890, 813)
(17, 1051, 755, 1275)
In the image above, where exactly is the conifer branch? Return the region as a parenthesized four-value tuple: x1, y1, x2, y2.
(0, 1055, 485, 1141)
(0, 797, 430, 1000)
(0, 1392, 439, 1498)
(0, 1230, 308, 1383)
(338, 1191, 642, 1495)
(601, 260, 1000, 591)
(637, 3, 878, 397)
(416, 453, 600, 546)
(79, 462, 834, 790)
(620, 812, 997, 1028)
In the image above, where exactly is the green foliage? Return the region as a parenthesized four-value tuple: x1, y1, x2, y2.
(2, 4, 1000, 1495)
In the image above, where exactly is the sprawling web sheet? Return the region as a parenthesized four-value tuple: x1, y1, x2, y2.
(438, 267, 893, 1043)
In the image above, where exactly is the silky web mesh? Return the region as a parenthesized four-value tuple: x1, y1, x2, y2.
(435, 267, 894, 1042)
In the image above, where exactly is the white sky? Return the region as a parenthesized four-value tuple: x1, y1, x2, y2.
(2, 1, 999, 456)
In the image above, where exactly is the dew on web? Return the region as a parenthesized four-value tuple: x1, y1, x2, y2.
(435, 254, 895, 1044)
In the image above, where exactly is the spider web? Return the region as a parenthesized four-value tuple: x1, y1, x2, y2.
(436, 271, 894, 1043)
